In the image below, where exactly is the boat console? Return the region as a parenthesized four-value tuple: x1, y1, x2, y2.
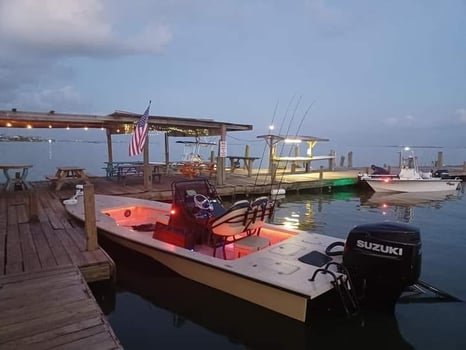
(153, 179, 275, 257)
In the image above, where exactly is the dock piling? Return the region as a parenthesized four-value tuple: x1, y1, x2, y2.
(83, 184, 98, 251)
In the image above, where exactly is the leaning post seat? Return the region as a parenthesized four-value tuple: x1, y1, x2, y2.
(209, 199, 251, 237)
(246, 196, 274, 235)
(207, 199, 251, 258)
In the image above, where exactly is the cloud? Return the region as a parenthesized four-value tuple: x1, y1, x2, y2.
(456, 109, 466, 123)
(0, 0, 172, 111)
(18, 86, 83, 111)
(0, 0, 172, 58)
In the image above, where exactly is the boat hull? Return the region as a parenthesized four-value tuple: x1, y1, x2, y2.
(98, 230, 311, 322)
(364, 178, 462, 193)
(65, 194, 343, 323)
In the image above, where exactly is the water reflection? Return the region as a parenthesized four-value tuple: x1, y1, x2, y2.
(91, 239, 414, 350)
(359, 190, 463, 223)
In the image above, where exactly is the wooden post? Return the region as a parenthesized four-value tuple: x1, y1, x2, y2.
(319, 165, 324, 180)
(244, 144, 250, 170)
(339, 156, 345, 168)
(271, 163, 277, 184)
(348, 151, 353, 168)
(210, 150, 215, 163)
(436, 151, 444, 168)
(216, 125, 226, 186)
(28, 190, 39, 222)
(328, 150, 336, 170)
(291, 145, 299, 173)
(83, 184, 98, 251)
(269, 139, 275, 175)
(143, 137, 152, 191)
(105, 128, 113, 163)
(165, 133, 170, 175)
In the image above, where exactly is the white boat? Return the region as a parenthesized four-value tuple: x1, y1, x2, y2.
(360, 151, 462, 193)
(66, 179, 423, 323)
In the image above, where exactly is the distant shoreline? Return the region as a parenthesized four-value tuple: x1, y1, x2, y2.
(0, 135, 50, 142)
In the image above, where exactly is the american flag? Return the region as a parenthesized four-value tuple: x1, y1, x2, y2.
(129, 102, 151, 157)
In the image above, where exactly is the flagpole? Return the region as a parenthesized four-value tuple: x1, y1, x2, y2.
(143, 100, 152, 191)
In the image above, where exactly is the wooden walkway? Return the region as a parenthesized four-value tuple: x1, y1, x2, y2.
(38, 167, 363, 201)
(0, 265, 122, 349)
(0, 189, 115, 282)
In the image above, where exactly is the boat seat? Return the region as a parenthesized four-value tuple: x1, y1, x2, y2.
(246, 196, 274, 236)
(207, 199, 251, 259)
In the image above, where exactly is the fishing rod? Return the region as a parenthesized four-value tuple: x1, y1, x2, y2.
(250, 99, 280, 190)
(263, 95, 302, 197)
(275, 95, 302, 165)
(271, 99, 316, 201)
(250, 95, 299, 191)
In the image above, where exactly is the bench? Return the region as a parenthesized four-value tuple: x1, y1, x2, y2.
(45, 175, 59, 187)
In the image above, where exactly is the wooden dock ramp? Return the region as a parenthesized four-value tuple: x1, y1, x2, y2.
(0, 265, 122, 349)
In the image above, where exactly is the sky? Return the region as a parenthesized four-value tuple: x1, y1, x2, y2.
(0, 0, 465, 164)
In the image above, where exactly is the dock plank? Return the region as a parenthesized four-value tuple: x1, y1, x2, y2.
(18, 223, 42, 272)
(5, 224, 23, 274)
(0, 317, 103, 350)
(39, 222, 74, 266)
(0, 266, 122, 349)
(29, 222, 59, 269)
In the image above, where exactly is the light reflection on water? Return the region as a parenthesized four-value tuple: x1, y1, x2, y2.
(93, 186, 466, 350)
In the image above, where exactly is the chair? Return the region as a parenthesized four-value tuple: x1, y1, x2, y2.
(207, 199, 251, 259)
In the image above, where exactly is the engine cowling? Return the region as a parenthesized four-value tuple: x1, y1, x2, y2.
(343, 222, 422, 311)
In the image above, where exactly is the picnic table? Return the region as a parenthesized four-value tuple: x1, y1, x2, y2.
(47, 166, 91, 191)
(226, 156, 260, 177)
(0, 164, 33, 191)
(115, 162, 164, 185)
(103, 161, 143, 178)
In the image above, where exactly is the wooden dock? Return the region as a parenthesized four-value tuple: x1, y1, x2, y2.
(0, 265, 122, 349)
(51, 168, 363, 201)
(1, 187, 119, 349)
(0, 189, 115, 282)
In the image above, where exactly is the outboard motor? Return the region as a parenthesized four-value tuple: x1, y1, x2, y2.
(343, 222, 421, 311)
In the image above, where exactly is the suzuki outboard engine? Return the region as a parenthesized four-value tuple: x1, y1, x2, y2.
(343, 222, 421, 311)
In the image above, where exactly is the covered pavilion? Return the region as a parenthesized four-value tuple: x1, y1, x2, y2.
(0, 109, 253, 188)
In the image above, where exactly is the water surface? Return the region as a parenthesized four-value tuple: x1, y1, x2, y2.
(92, 186, 466, 350)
